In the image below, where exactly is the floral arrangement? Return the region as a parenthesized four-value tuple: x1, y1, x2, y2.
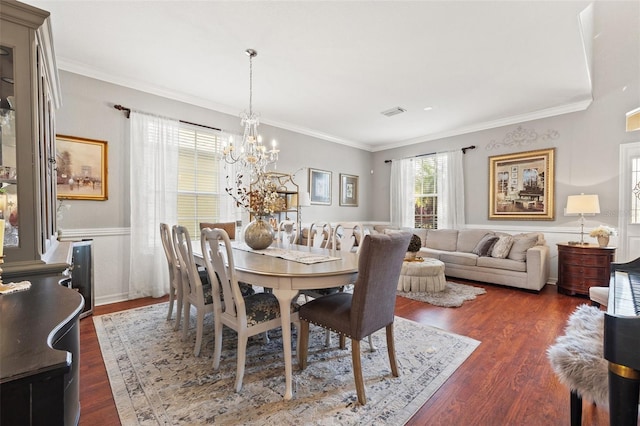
(225, 173, 282, 217)
(407, 234, 422, 252)
(589, 225, 617, 238)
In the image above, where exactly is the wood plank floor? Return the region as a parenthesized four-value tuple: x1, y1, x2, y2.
(78, 281, 611, 425)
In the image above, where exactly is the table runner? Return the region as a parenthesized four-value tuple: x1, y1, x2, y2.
(233, 242, 341, 265)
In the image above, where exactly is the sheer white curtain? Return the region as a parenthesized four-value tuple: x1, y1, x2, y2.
(129, 111, 180, 299)
(436, 150, 465, 229)
(390, 158, 415, 228)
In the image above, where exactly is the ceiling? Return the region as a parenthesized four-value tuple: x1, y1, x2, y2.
(23, 1, 593, 152)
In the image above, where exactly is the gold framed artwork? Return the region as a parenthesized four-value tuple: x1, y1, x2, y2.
(339, 173, 358, 207)
(489, 148, 554, 220)
(309, 168, 331, 205)
(56, 135, 108, 200)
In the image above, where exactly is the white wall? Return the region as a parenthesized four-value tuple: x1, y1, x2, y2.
(54, 1, 639, 303)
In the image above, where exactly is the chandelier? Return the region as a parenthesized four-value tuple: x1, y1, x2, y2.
(223, 49, 279, 176)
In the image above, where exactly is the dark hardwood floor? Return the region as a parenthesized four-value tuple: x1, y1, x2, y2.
(78, 281, 610, 425)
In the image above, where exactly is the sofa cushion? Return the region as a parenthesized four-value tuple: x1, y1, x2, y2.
(418, 247, 445, 260)
(472, 235, 499, 256)
(440, 251, 478, 266)
(477, 256, 527, 272)
(491, 235, 515, 259)
(457, 229, 494, 253)
(426, 229, 458, 251)
(507, 234, 539, 261)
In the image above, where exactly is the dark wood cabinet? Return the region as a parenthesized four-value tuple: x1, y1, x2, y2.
(557, 243, 616, 296)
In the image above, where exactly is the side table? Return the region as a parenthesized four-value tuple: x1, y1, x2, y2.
(557, 243, 616, 296)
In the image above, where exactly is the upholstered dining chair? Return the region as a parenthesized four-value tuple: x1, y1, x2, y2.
(298, 232, 411, 405)
(307, 221, 332, 248)
(277, 220, 298, 247)
(174, 225, 215, 356)
(201, 227, 300, 392)
(160, 223, 183, 330)
(200, 221, 236, 240)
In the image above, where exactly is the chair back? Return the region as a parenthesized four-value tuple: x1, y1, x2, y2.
(308, 221, 332, 248)
(174, 225, 207, 302)
(333, 222, 363, 253)
(160, 223, 179, 285)
(201, 227, 246, 323)
(350, 232, 411, 340)
(200, 221, 236, 240)
(277, 220, 298, 246)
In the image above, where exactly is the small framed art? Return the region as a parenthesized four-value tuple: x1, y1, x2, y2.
(339, 174, 358, 207)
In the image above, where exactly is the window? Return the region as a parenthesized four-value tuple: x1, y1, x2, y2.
(177, 125, 228, 237)
(413, 156, 438, 229)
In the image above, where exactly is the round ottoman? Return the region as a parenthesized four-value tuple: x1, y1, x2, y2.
(397, 258, 446, 292)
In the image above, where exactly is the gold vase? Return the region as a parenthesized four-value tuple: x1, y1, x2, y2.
(244, 217, 274, 250)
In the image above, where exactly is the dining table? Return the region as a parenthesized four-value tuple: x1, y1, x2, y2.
(192, 240, 359, 400)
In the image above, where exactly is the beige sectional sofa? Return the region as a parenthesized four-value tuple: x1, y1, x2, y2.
(377, 227, 550, 291)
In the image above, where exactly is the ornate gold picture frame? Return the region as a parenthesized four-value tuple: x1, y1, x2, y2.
(56, 135, 108, 200)
(489, 148, 554, 220)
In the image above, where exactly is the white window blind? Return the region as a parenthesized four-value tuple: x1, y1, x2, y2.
(177, 125, 228, 237)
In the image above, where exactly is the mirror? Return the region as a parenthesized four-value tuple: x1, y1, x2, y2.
(0, 44, 18, 248)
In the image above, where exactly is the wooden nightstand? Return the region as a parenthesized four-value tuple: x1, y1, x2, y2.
(557, 243, 616, 296)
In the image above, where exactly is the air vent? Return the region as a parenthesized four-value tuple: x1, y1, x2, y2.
(381, 107, 406, 117)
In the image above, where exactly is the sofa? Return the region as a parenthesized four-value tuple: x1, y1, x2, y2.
(378, 227, 550, 291)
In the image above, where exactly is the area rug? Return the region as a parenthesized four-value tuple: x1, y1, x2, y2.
(94, 302, 479, 425)
(397, 282, 487, 308)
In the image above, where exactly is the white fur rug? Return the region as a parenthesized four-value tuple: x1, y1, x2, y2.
(397, 282, 487, 307)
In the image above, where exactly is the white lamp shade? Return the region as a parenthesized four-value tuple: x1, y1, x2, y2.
(566, 194, 600, 215)
(299, 191, 311, 207)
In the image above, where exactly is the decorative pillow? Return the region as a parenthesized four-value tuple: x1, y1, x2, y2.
(507, 234, 538, 261)
(472, 235, 499, 257)
(491, 235, 514, 259)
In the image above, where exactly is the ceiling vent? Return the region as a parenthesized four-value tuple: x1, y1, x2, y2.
(381, 106, 406, 117)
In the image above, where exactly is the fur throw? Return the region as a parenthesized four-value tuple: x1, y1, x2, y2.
(547, 304, 609, 406)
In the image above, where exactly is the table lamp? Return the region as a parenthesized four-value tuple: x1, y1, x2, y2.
(566, 193, 600, 245)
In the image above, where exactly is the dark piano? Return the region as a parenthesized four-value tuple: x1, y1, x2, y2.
(604, 257, 640, 426)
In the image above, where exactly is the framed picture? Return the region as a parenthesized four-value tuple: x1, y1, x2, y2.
(56, 135, 108, 200)
(339, 173, 358, 206)
(309, 168, 331, 205)
(489, 148, 555, 220)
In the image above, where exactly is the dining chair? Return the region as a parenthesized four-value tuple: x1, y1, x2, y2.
(160, 223, 183, 330)
(200, 221, 236, 240)
(276, 220, 298, 247)
(201, 227, 300, 392)
(332, 222, 364, 253)
(307, 221, 332, 248)
(298, 232, 411, 405)
(174, 225, 215, 356)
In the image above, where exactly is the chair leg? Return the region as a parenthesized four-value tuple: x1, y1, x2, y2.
(339, 333, 346, 349)
(368, 335, 376, 351)
(212, 316, 223, 370)
(386, 323, 399, 377)
(351, 338, 366, 405)
(181, 302, 190, 341)
(299, 320, 310, 369)
(570, 390, 582, 426)
(166, 288, 175, 321)
(325, 329, 332, 347)
(174, 292, 183, 331)
(194, 309, 205, 356)
(235, 333, 248, 392)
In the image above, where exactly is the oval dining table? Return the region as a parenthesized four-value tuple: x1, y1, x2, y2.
(192, 241, 359, 400)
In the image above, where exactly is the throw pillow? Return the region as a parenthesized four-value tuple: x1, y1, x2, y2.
(507, 234, 538, 261)
(491, 235, 515, 259)
(472, 235, 499, 257)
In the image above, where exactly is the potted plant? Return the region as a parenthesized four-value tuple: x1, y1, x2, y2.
(405, 234, 422, 261)
(589, 225, 616, 247)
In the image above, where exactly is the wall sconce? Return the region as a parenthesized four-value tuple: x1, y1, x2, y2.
(566, 193, 600, 245)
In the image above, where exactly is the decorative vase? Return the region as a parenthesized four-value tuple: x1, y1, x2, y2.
(244, 217, 275, 250)
(597, 235, 610, 247)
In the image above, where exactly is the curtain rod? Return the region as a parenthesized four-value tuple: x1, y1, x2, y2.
(383, 145, 476, 163)
(113, 104, 222, 132)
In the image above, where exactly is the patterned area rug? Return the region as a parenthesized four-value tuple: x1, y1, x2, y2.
(397, 282, 487, 308)
(95, 303, 479, 425)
